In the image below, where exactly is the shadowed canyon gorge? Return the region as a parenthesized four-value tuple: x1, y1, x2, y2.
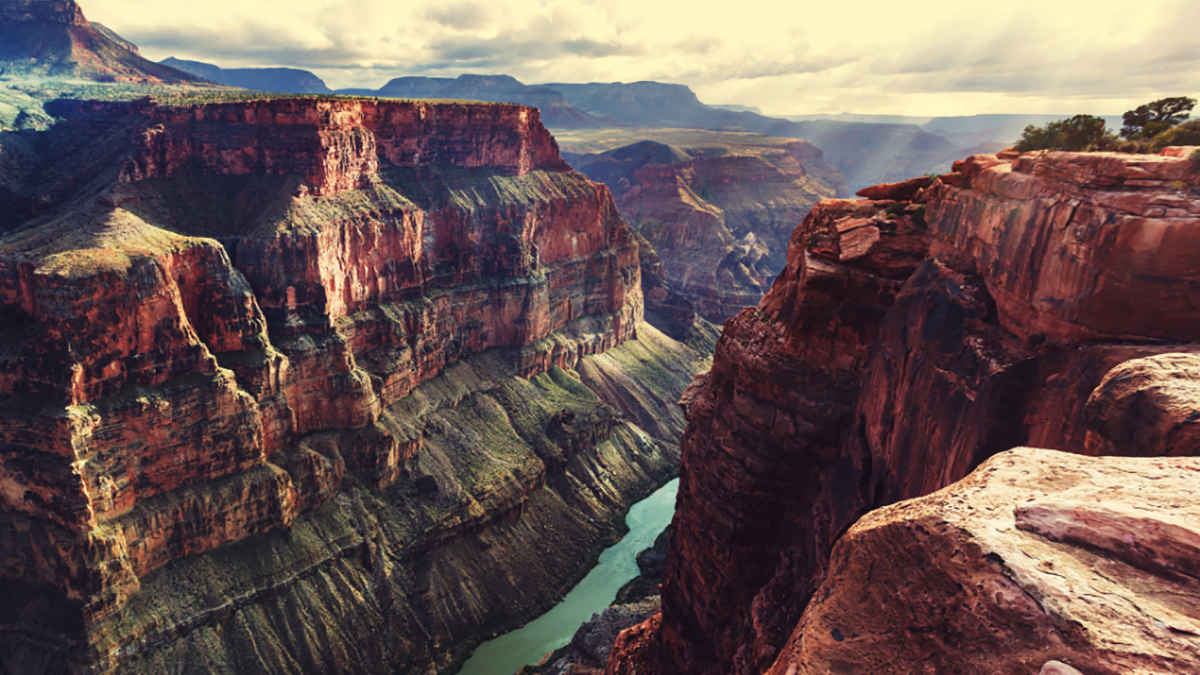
(3, 1, 1200, 675)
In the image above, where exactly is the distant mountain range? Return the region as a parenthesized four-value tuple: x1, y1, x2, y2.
(0, 0, 1120, 192)
(355, 74, 609, 128)
(142, 59, 1032, 189)
(160, 57, 331, 94)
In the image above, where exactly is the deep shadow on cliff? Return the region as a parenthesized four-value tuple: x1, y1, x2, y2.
(0, 94, 719, 675)
(601, 145, 1200, 675)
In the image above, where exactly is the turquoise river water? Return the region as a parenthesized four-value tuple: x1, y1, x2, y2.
(458, 478, 680, 675)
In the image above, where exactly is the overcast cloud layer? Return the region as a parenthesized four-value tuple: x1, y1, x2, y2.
(86, 0, 1200, 116)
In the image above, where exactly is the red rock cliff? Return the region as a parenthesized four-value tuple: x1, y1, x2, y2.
(643, 147, 1200, 675)
(0, 96, 647, 670)
(571, 140, 845, 322)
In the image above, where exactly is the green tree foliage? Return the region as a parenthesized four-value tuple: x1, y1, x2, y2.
(1149, 119, 1200, 151)
(1014, 114, 1112, 152)
(1120, 96, 1196, 139)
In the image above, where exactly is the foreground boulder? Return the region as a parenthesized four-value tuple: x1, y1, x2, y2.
(768, 447, 1200, 675)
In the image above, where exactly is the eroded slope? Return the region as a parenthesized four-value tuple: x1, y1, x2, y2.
(0, 96, 714, 675)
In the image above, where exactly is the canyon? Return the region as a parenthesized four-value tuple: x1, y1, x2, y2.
(601, 146, 1200, 675)
(5, 4, 1200, 674)
(0, 93, 718, 675)
(565, 136, 845, 323)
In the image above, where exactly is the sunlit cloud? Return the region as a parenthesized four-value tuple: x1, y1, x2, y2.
(83, 0, 1200, 116)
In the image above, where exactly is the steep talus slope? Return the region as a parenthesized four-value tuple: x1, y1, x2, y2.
(568, 139, 846, 321)
(0, 96, 713, 675)
(608, 147, 1200, 675)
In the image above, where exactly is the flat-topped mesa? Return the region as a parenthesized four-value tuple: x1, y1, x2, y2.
(77, 98, 570, 196)
(0, 95, 642, 631)
(643, 147, 1200, 675)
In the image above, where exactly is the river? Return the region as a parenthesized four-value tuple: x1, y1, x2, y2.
(457, 478, 680, 675)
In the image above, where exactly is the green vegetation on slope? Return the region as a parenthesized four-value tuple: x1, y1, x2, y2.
(1014, 97, 1199, 153)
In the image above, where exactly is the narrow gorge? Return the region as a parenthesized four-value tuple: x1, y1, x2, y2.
(0, 95, 717, 675)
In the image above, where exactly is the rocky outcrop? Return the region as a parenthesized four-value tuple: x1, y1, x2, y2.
(570, 140, 845, 321)
(642, 148, 1200, 675)
(0, 95, 712, 675)
(766, 447, 1200, 675)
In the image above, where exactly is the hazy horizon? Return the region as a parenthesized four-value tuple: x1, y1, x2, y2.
(84, 0, 1199, 118)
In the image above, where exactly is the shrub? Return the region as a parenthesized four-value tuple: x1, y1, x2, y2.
(1014, 114, 1113, 152)
(1150, 119, 1200, 151)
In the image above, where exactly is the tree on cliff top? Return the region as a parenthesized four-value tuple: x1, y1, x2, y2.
(1120, 96, 1196, 139)
(1014, 114, 1112, 152)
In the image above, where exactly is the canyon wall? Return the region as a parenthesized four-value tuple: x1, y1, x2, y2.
(635, 147, 1200, 674)
(0, 96, 713, 675)
(569, 140, 845, 322)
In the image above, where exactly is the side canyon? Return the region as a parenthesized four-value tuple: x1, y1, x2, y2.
(565, 135, 845, 323)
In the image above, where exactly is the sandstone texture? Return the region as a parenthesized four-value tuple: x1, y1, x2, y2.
(570, 139, 846, 322)
(0, 95, 714, 675)
(642, 148, 1200, 675)
(767, 448, 1200, 675)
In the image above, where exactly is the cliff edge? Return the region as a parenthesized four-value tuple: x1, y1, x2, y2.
(625, 146, 1200, 674)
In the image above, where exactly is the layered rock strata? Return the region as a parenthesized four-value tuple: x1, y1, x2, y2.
(641, 148, 1200, 675)
(0, 96, 710, 675)
(570, 140, 845, 322)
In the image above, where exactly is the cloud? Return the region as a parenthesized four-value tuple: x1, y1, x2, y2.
(562, 39, 641, 58)
(81, 0, 1200, 116)
(425, 2, 494, 31)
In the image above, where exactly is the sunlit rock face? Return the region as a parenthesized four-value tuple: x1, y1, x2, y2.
(0, 95, 723, 675)
(628, 148, 1200, 675)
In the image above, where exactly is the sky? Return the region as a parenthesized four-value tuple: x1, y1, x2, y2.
(84, 0, 1200, 117)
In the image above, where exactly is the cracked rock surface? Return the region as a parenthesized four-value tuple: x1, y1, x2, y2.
(767, 447, 1200, 675)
